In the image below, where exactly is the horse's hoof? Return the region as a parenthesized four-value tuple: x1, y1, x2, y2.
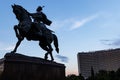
(44, 57, 47, 60)
(44, 55, 48, 60)
(51, 59, 54, 62)
(10, 51, 16, 54)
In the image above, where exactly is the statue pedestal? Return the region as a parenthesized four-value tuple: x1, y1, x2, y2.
(1, 53, 65, 80)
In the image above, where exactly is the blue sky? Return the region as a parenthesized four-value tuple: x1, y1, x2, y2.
(1, 0, 120, 75)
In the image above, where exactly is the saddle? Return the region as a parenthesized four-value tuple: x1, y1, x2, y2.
(26, 22, 53, 41)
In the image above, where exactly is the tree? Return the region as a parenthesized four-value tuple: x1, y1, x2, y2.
(65, 74, 84, 80)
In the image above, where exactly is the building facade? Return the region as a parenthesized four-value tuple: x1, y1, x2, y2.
(77, 48, 120, 78)
(0, 58, 4, 74)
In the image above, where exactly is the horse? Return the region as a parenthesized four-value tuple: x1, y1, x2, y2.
(11, 4, 59, 61)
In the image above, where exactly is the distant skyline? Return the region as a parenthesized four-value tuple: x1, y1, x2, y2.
(78, 48, 120, 78)
(1, 0, 120, 75)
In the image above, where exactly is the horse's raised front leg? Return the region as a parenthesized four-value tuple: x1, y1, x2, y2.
(11, 25, 24, 53)
(14, 25, 23, 40)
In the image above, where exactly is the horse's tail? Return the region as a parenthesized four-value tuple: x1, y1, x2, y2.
(53, 34, 59, 53)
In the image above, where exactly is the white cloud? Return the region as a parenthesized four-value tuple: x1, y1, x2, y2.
(51, 19, 74, 30)
(0, 42, 15, 51)
(70, 14, 100, 30)
(101, 38, 120, 46)
(4, 45, 15, 51)
(51, 14, 100, 31)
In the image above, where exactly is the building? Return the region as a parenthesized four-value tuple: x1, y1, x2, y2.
(0, 58, 4, 73)
(77, 48, 120, 78)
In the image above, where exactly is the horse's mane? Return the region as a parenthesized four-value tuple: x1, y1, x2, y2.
(12, 4, 31, 22)
(15, 4, 29, 15)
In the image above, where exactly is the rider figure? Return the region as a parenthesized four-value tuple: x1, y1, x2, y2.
(30, 6, 52, 36)
(30, 6, 54, 54)
(33, 6, 52, 25)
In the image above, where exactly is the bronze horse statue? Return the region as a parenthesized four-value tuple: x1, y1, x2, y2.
(11, 4, 59, 61)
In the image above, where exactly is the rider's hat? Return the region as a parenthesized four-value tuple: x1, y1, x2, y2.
(36, 6, 44, 12)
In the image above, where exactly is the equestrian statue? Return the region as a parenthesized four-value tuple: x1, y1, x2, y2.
(11, 4, 59, 61)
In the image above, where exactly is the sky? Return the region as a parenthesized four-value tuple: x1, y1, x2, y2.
(1, 0, 120, 75)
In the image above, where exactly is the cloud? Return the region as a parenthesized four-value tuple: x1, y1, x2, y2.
(56, 55, 69, 63)
(51, 19, 74, 30)
(51, 14, 100, 31)
(4, 45, 15, 51)
(70, 14, 100, 30)
(101, 40, 113, 45)
(101, 38, 120, 46)
(0, 42, 14, 51)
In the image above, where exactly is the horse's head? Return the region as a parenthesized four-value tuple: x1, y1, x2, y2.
(12, 4, 23, 21)
(12, 4, 31, 22)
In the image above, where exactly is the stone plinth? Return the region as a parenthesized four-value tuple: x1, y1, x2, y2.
(1, 53, 65, 80)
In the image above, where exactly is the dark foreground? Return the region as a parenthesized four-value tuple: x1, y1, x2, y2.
(0, 53, 65, 80)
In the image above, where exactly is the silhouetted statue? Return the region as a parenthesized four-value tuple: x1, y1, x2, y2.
(29, 6, 53, 42)
(11, 4, 59, 61)
(30, 6, 52, 26)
